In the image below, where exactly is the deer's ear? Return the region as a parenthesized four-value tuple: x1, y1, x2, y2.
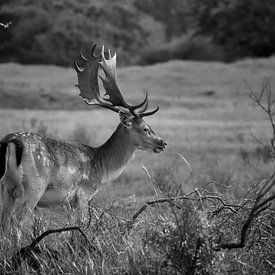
(119, 110, 132, 127)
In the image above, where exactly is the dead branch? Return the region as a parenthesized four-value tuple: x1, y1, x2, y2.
(216, 81, 275, 250)
(249, 79, 275, 153)
(8, 226, 95, 271)
(216, 192, 274, 250)
(124, 195, 194, 234)
(124, 191, 244, 235)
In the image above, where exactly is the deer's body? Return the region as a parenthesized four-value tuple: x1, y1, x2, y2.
(0, 45, 166, 231)
(0, 123, 137, 224)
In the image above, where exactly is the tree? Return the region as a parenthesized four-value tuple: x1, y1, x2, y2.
(191, 0, 275, 58)
(0, 0, 164, 66)
(135, 0, 192, 39)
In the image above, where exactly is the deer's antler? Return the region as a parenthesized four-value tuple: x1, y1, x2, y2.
(74, 45, 158, 118)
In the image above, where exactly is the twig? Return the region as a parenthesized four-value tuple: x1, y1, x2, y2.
(264, 259, 275, 270)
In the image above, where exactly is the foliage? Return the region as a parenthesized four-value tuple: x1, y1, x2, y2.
(0, 0, 163, 66)
(2, 0, 275, 65)
(134, 0, 192, 39)
(139, 33, 226, 64)
(191, 0, 275, 59)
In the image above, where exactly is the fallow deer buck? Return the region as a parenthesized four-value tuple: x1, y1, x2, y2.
(0, 45, 166, 231)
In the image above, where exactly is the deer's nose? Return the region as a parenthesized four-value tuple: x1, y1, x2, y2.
(159, 139, 167, 147)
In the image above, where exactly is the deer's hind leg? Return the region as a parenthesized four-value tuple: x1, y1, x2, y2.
(0, 142, 25, 232)
(12, 172, 48, 230)
(1, 143, 47, 233)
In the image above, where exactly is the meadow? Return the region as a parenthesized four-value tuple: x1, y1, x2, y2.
(0, 58, 274, 273)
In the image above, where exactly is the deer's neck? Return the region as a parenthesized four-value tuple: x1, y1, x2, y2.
(94, 124, 135, 183)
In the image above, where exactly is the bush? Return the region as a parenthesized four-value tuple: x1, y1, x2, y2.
(139, 34, 227, 65)
(191, 0, 275, 58)
(0, 0, 166, 66)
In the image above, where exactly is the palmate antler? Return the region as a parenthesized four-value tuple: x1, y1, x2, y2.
(74, 45, 158, 118)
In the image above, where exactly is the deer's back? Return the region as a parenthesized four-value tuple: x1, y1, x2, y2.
(0, 132, 97, 189)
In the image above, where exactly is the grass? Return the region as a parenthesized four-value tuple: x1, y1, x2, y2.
(0, 56, 273, 201)
(0, 57, 275, 273)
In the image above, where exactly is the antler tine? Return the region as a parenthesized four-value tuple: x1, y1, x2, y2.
(132, 93, 148, 110)
(98, 45, 148, 115)
(83, 98, 120, 113)
(139, 106, 159, 118)
(73, 60, 83, 73)
(136, 90, 159, 118)
(79, 52, 88, 61)
(136, 92, 149, 114)
(91, 44, 97, 57)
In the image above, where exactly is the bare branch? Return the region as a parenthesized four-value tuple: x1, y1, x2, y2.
(9, 226, 96, 271)
(124, 195, 196, 234)
(124, 191, 244, 235)
(214, 80, 275, 250)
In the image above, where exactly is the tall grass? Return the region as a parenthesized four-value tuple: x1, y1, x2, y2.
(1, 157, 274, 274)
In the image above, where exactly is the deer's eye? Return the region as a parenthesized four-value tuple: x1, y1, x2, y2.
(144, 128, 150, 135)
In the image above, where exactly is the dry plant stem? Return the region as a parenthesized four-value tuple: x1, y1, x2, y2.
(249, 79, 275, 153)
(191, 238, 202, 275)
(265, 259, 275, 270)
(9, 226, 95, 271)
(125, 192, 243, 234)
(216, 201, 270, 250)
(169, 153, 193, 183)
(29, 226, 90, 248)
(124, 195, 193, 234)
(87, 204, 114, 230)
(215, 182, 275, 250)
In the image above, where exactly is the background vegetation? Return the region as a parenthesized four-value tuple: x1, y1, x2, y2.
(1, 0, 275, 66)
(0, 0, 275, 273)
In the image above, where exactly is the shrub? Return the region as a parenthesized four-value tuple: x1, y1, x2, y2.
(191, 0, 275, 58)
(139, 34, 227, 65)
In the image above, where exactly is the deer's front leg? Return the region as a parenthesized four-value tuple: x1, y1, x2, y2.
(75, 182, 100, 225)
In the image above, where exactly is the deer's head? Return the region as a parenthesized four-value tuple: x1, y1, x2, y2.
(74, 45, 166, 153)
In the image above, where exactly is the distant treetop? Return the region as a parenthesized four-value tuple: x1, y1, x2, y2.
(0, 0, 274, 66)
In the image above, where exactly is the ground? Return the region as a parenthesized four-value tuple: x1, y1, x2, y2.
(0, 58, 274, 274)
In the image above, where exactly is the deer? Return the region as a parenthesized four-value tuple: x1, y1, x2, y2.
(0, 45, 166, 232)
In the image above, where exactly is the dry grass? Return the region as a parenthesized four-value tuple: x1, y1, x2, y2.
(0, 58, 275, 273)
(0, 57, 274, 199)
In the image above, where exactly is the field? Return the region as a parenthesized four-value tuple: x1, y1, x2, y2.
(0, 58, 274, 273)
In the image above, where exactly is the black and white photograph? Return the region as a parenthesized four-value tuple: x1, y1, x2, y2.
(0, 0, 274, 274)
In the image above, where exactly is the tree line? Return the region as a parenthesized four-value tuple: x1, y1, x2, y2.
(0, 0, 275, 66)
